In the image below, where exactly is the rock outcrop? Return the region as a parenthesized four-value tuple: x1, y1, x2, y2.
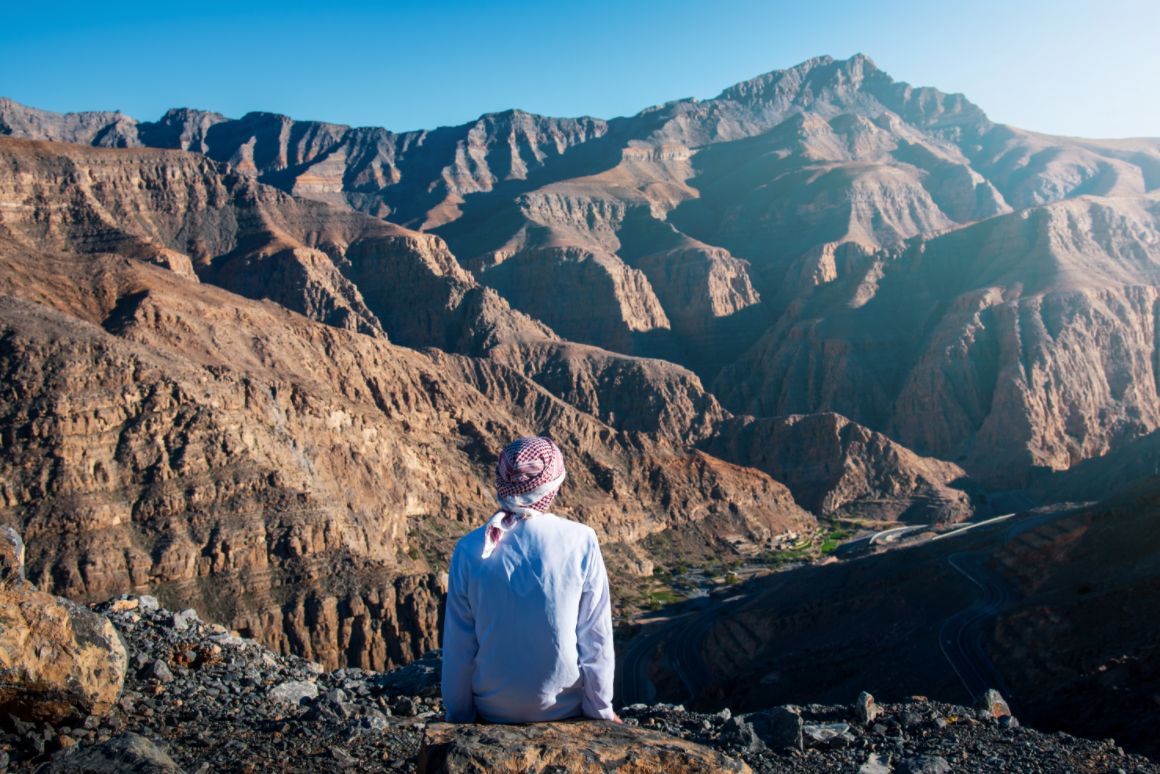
(485, 340, 727, 440)
(703, 413, 976, 522)
(6, 596, 1150, 773)
(481, 244, 672, 355)
(0, 530, 128, 724)
(0, 231, 811, 670)
(416, 721, 751, 773)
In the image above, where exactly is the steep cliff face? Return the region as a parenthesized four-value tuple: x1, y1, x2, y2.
(7, 58, 1158, 491)
(0, 136, 518, 347)
(716, 196, 1160, 486)
(481, 245, 672, 353)
(703, 413, 975, 522)
(0, 240, 812, 669)
(486, 340, 727, 440)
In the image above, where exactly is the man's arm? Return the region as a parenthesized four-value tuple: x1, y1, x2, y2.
(577, 530, 617, 720)
(440, 544, 477, 723)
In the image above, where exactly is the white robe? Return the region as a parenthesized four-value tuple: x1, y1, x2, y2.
(441, 513, 616, 723)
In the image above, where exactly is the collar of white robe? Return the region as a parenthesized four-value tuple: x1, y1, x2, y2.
(481, 471, 566, 558)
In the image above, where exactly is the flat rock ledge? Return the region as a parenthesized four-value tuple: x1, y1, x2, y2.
(417, 719, 752, 773)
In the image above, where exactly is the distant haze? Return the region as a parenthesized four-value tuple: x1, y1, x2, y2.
(2, 0, 1158, 138)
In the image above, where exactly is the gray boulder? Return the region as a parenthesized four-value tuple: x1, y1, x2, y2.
(803, 721, 856, 748)
(267, 680, 319, 706)
(371, 649, 442, 698)
(897, 755, 952, 774)
(40, 733, 184, 773)
(721, 715, 767, 753)
(746, 705, 803, 752)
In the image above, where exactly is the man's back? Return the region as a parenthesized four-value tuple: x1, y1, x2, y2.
(442, 513, 615, 723)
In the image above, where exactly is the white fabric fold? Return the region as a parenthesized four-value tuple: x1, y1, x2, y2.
(481, 471, 566, 558)
(498, 471, 566, 512)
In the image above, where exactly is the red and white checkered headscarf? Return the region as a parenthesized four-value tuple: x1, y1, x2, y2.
(482, 436, 566, 558)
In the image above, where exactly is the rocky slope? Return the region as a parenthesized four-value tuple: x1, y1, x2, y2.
(0, 135, 997, 676)
(0, 135, 535, 351)
(0, 230, 813, 670)
(627, 485, 1160, 761)
(702, 413, 977, 522)
(716, 194, 1160, 486)
(7, 55, 1155, 487)
(0, 132, 969, 494)
(985, 479, 1160, 759)
(3, 586, 1153, 773)
(0, 135, 739, 444)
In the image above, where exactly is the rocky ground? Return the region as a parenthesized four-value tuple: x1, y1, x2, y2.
(2, 593, 1157, 773)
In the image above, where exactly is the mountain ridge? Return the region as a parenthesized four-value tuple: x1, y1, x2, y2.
(6, 55, 1160, 488)
(3, 53, 1160, 672)
(0, 133, 985, 671)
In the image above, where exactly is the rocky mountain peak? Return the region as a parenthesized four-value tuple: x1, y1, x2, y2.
(707, 53, 988, 144)
(137, 107, 229, 152)
(714, 53, 876, 105)
(0, 97, 140, 147)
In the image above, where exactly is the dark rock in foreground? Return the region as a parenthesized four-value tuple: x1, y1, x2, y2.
(38, 733, 184, 773)
(0, 594, 1156, 773)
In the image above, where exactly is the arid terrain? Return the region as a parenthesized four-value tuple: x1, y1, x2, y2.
(619, 482, 1160, 759)
(2, 53, 1159, 761)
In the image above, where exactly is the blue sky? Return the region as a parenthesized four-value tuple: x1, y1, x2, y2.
(2, 0, 1157, 138)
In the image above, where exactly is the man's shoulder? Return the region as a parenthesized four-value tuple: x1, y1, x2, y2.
(451, 524, 488, 562)
(539, 513, 598, 542)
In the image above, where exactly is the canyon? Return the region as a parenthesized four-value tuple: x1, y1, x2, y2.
(622, 482, 1160, 759)
(1, 51, 1158, 737)
(6, 54, 1159, 490)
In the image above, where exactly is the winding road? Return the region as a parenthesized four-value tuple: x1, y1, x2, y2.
(938, 551, 1016, 703)
(931, 509, 1076, 708)
(616, 593, 749, 706)
(616, 512, 1035, 710)
(615, 614, 686, 705)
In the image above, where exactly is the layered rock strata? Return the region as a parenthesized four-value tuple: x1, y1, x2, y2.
(703, 413, 975, 522)
(0, 239, 811, 669)
(6, 55, 1159, 487)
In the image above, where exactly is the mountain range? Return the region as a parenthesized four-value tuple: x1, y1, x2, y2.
(1, 53, 1159, 674)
